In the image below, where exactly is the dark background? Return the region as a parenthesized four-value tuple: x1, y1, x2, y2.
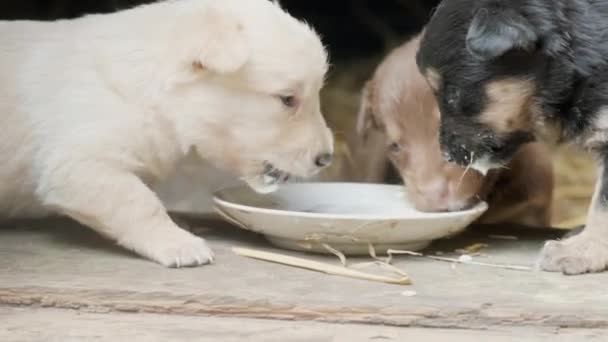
(0, 0, 440, 61)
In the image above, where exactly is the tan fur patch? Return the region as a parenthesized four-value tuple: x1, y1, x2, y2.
(479, 78, 536, 134)
(425, 68, 441, 91)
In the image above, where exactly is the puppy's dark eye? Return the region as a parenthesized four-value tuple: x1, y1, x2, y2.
(389, 142, 402, 153)
(279, 95, 297, 108)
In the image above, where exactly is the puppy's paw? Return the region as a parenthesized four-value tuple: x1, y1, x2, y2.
(154, 235, 215, 268)
(127, 227, 215, 268)
(537, 234, 608, 275)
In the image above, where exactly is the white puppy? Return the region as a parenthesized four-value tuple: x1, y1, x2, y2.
(0, 0, 333, 267)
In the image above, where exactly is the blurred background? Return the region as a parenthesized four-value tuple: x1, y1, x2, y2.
(0, 0, 596, 227)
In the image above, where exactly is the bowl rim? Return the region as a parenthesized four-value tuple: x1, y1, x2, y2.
(212, 182, 488, 221)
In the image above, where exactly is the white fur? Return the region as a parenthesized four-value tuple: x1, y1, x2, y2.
(0, 0, 333, 267)
(470, 156, 496, 176)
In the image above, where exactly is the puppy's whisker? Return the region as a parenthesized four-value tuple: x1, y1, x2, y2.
(456, 151, 474, 192)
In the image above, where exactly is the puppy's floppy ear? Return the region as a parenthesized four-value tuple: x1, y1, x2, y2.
(196, 7, 250, 74)
(356, 81, 383, 142)
(466, 6, 538, 61)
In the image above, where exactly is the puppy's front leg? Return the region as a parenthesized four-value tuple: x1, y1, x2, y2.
(538, 164, 608, 275)
(37, 161, 214, 267)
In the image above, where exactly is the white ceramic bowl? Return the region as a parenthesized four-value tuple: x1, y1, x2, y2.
(213, 183, 487, 255)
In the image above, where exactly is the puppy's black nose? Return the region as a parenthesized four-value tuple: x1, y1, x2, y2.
(315, 153, 333, 168)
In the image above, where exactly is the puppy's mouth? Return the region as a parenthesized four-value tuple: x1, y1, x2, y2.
(470, 156, 502, 176)
(262, 161, 293, 184)
(415, 194, 480, 213)
(443, 149, 501, 176)
(243, 161, 295, 194)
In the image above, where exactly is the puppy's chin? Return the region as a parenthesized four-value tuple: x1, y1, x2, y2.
(470, 156, 500, 176)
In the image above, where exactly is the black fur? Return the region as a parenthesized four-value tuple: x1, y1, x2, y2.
(417, 0, 608, 168)
(466, 5, 538, 60)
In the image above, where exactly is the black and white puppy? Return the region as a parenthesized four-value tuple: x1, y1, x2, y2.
(416, 0, 608, 275)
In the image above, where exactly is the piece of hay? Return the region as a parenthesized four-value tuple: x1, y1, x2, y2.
(321, 243, 347, 266)
(455, 243, 488, 255)
(233, 247, 412, 285)
(488, 234, 518, 240)
(386, 249, 532, 272)
(554, 186, 595, 200)
(555, 214, 587, 229)
(322, 242, 412, 282)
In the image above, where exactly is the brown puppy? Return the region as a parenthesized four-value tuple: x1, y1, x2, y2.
(357, 33, 553, 227)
